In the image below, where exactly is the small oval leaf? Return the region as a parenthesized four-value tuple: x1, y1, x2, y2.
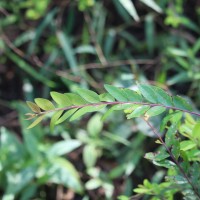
(50, 110, 64, 131)
(70, 105, 106, 121)
(26, 101, 41, 113)
(104, 84, 127, 101)
(56, 108, 78, 125)
(138, 84, 157, 103)
(123, 89, 143, 102)
(35, 98, 55, 110)
(65, 93, 89, 105)
(50, 92, 72, 106)
(145, 106, 166, 117)
(76, 88, 100, 103)
(127, 105, 150, 119)
(173, 95, 192, 111)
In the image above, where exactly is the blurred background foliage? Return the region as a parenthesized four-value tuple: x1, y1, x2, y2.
(0, 0, 200, 199)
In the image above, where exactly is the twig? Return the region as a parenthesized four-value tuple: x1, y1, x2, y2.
(31, 101, 200, 118)
(84, 12, 108, 65)
(56, 58, 157, 73)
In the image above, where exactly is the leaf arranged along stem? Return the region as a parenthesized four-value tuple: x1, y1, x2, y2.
(25, 83, 200, 198)
(25, 84, 200, 129)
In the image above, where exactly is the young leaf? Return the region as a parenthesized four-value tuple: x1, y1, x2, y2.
(127, 105, 150, 119)
(145, 106, 166, 117)
(50, 110, 64, 131)
(65, 93, 89, 105)
(138, 84, 157, 103)
(27, 115, 45, 129)
(173, 95, 192, 111)
(153, 86, 173, 106)
(56, 108, 78, 125)
(123, 89, 143, 102)
(104, 84, 127, 101)
(70, 105, 106, 121)
(50, 92, 72, 106)
(76, 88, 100, 103)
(35, 98, 55, 110)
(26, 101, 41, 113)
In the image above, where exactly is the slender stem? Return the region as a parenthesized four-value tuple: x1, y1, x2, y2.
(84, 13, 108, 65)
(144, 119, 200, 199)
(38, 101, 200, 117)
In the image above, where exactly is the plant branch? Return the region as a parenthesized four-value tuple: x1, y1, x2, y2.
(144, 119, 200, 199)
(37, 101, 200, 117)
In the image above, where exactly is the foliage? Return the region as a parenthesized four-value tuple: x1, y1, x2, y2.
(25, 84, 200, 199)
(1, 0, 200, 199)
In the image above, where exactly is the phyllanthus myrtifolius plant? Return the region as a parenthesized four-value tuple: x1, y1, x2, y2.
(25, 83, 200, 199)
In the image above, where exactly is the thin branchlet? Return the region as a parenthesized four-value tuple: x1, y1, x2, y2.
(33, 101, 200, 117)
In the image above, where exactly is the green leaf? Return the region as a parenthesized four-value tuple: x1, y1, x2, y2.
(101, 104, 134, 121)
(76, 88, 100, 103)
(87, 114, 103, 136)
(50, 92, 72, 106)
(165, 123, 178, 147)
(124, 104, 140, 114)
(145, 106, 166, 117)
(99, 93, 115, 102)
(192, 122, 200, 140)
(173, 95, 192, 111)
(127, 105, 150, 119)
(27, 115, 45, 129)
(165, 123, 180, 159)
(153, 160, 176, 168)
(140, 0, 162, 13)
(160, 111, 182, 131)
(153, 86, 173, 106)
(85, 178, 102, 190)
(83, 145, 99, 168)
(48, 140, 81, 156)
(56, 108, 78, 125)
(101, 106, 116, 121)
(138, 84, 157, 103)
(118, 0, 139, 21)
(123, 89, 143, 102)
(114, 104, 134, 110)
(144, 151, 170, 162)
(104, 84, 127, 101)
(65, 93, 89, 105)
(26, 101, 41, 113)
(50, 157, 83, 193)
(50, 110, 64, 131)
(180, 140, 196, 151)
(70, 105, 106, 121)
(35, 98, 55, 110)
